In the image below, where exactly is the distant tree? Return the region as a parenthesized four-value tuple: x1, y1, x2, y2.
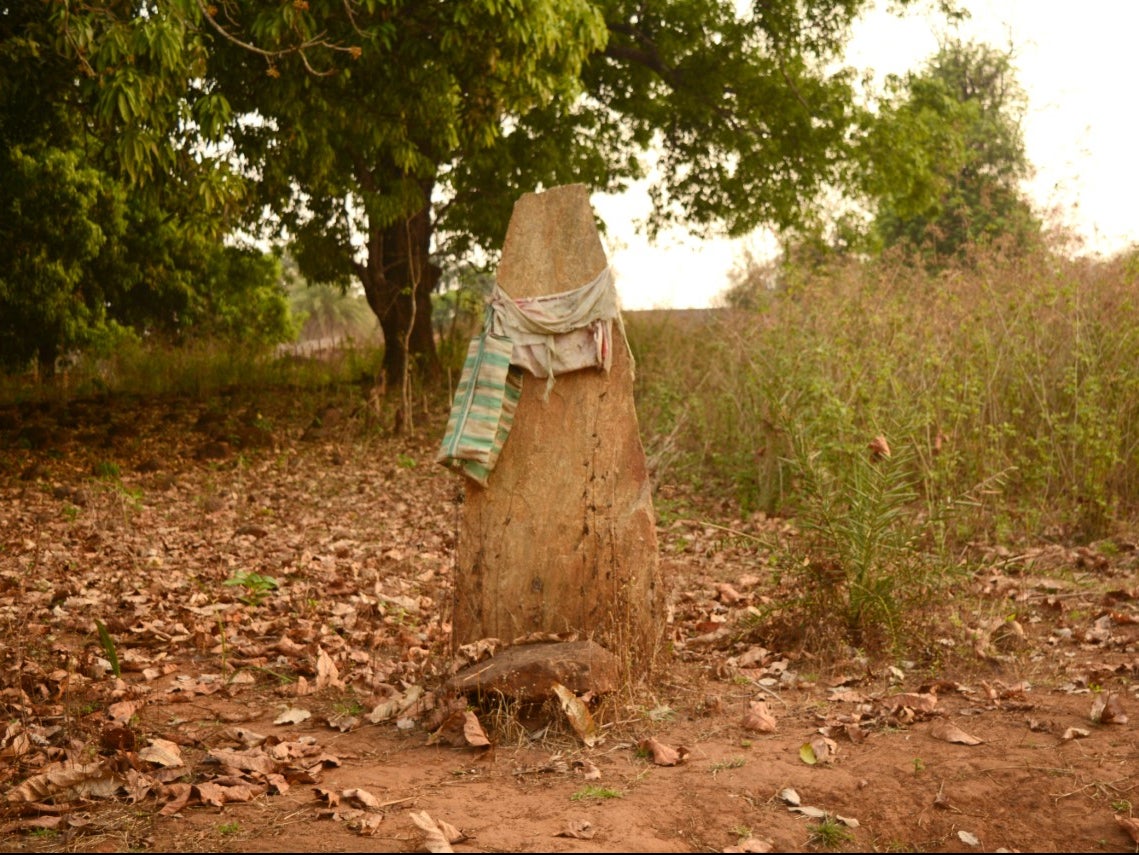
(283, 257, 376, 343)
(855, 38, 1041, 262)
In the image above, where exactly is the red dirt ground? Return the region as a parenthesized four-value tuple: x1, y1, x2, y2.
(2, 390, 1139, 853)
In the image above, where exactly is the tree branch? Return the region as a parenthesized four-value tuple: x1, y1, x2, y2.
(193, 0, 356, 77)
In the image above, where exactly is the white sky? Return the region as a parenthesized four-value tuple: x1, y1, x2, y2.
(595, 0, 1139, 310)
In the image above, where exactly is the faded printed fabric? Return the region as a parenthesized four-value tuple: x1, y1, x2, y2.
(488, 265, 621, 394)
(436, 267, 625, 485)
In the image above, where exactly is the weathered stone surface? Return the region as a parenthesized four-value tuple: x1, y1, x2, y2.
(452, 184, 662, 669)
(448, 641, 619, 703)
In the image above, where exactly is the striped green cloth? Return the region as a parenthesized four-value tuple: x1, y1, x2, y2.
(437, 267, 622, 486)
(436, 330, 522, 486)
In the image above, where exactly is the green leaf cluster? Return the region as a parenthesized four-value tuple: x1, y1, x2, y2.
(7, 0, 1019, 377)
(0, 1, 292, 371)
(855, 38, 1041, 263)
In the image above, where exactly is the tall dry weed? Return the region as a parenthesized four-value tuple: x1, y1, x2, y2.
(630, 243, 1139, 653)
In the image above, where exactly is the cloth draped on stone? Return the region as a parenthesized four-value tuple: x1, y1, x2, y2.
(436, 266, 627, 486)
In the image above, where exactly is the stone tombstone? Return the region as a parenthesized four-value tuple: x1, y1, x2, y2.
(452, 184, 661, 672)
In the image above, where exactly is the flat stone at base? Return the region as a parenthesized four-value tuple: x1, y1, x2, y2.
(447, 641, 619, 703)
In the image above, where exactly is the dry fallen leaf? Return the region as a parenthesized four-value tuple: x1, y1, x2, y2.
(551, 682, 600, 747)
(957, 829, 980, 847)
(1117, 814, 1139, 844)
(342, 787, 381, 810)
(723, 837, 774, 853)
(799, 735, 837, 765)
(314, 646, 342, 691)
(789, 806, 828, 819)
(409, 810, 465, 853)
(195, 780, 264, 806)
(929, 721, 984, 745)
(0, 724, 31, 760)
(461, 711, 491, 747)
(741, 699, 777, 733)
(157, 782, 193, 816)
(106, 699, 140, 725)
(7, 760, 123, 802)
(638, 736, 689, 766)
(0, 816, 63, 834)
(1061, 726, 1090, 740)
(367, 684, 424, 724)
(556, 819, 596, 840)
(138, 738, 184, 768)
(428, 710, 490, 748)
(273, 707, 312, 725)
(885, 692, 938, 715)
(1091, 692, 1128, 724)
(205, 747, 278, 776)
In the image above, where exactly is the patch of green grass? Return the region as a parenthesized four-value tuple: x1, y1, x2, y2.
(246, 665, 297, 686)
(94, 619, 121, 678)
(730, 824, 754, 841)
(218, 821, 240, 835)
(333, 695, 365, 716)
(631, 248, 1139, 655)
(93, 460, 121, 479)
(570, 785, 623, 801)
(808, 815, 853, 849)
(710, 757, 746, 776)
(223, 570, 279, 606)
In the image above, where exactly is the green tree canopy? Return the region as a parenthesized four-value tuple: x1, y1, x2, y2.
(8, 0, 983, 379)
(0, 0, 290, 371)
(855, 38, 1041, 262)
(195, 0, 913, 386)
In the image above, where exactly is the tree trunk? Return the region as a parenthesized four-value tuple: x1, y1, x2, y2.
(358, 198, 441, 392)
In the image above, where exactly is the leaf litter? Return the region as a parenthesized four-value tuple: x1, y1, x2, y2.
(2, 393, 1139, 851)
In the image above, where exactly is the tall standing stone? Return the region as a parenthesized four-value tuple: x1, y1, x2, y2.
(452, 184, 661, 671)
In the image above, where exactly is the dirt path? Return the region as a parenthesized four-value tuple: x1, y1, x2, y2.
(2, 391, 1138, 852)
